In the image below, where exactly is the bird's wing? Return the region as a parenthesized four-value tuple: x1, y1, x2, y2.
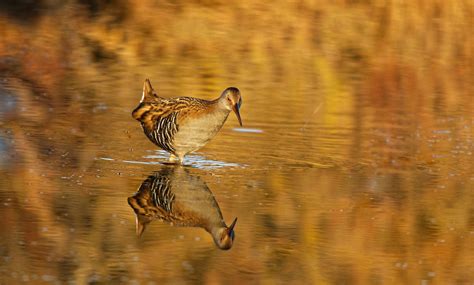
(131, 99, 182, 153)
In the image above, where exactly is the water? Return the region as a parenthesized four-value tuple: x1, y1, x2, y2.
(1, 1, 473, 284)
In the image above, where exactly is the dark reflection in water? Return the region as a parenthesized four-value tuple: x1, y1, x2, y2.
(128, 167, 237, 250)
(0, 0, 44, 23)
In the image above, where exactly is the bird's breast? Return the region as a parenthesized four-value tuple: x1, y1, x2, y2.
(173, 110, 230, 153)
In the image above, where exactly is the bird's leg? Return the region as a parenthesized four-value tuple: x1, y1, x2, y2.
(165, 154, 185, 165)
(178, 155, 185, 165)
(169, 154, 179, 163)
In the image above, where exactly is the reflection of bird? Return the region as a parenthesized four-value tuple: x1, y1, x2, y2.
(132, 79, 243, 164)
(128, 167, 237, 250)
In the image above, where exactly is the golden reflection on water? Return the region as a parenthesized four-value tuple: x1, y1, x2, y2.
(0, 0, 473, 284)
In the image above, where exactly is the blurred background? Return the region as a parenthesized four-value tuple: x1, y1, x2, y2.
(0, 0, 473, 284)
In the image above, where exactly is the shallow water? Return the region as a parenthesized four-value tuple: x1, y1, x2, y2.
(1, 1, 473, 284)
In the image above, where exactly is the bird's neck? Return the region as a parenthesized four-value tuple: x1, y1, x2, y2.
(208, 224, 227, 240)
(211, 96, 232, 112)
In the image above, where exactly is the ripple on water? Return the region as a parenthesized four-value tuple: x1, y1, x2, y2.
(98, 150, 244, 170)
(232, 127, 264, 134)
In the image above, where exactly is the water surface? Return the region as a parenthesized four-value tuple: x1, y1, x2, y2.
(0, 1, 473, 284)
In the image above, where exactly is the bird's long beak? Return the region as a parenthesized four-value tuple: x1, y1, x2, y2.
(232, 104, 243, 126)
(228, 217, 238, 233)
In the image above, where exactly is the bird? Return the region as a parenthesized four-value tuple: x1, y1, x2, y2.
(132, 79, 242, 164)
(128, 166, 237, 250)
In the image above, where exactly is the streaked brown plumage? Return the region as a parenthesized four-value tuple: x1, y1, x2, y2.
(127, 167, 237, 250)
(132, 79, 242, 164)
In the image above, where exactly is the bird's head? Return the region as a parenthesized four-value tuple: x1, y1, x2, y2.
(221, 87, 242, 126)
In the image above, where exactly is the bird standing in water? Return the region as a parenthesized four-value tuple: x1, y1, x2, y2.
(132, 79, 242, 164)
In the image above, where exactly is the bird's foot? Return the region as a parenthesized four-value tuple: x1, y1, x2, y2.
(165, 154, 183, 165)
